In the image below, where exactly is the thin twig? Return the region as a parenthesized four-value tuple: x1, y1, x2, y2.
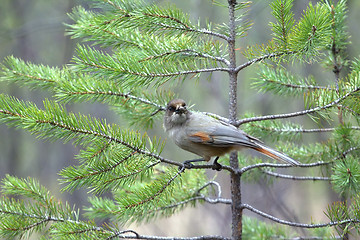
(287, 237, 342, 240)
(81, 58, 229, 77)
(139, 49, 230, 66)
(235, 51, 297, 73)
(196, 181, 231, 204)
(1, 209, 227, 240)
(271, 126, 360, 133)
(153, 22, 229, 41)
(185, 162, 235, 173)
(103, 160, 161, 185)
(0, 108, 182, 169)
(73, 150, 138, 181)
(65, 90, 166, 111)
(203, 112, 360, 133)
(10, 70, 56, 83)
(239, 161, 329, 174)
(240, 146, 359, 174)
(106, 230, 139, 240)
(261, 79, 333, 91)
(261, 170, 331, 181)
(241, 203, 360, 228)
(235, 87, 360, 126)
(124, 166, 185, 209)
(153, 181, 231, 213)
(196, 181, 222, 199)
(115, 234, 229, 240)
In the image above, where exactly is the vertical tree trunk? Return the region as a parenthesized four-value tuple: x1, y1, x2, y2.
(227, 0, 242, 239)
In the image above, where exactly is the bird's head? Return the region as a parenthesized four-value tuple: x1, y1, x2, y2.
(164, 99, 190, 129)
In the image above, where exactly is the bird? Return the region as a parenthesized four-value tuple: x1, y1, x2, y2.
(163, 99, 300, 170)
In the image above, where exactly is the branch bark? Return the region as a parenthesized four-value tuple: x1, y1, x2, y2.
(235, 87, 360, 126)
(241, 204, 360, 228)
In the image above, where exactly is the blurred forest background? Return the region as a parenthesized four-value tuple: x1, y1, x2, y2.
(1, 0, 360, 238)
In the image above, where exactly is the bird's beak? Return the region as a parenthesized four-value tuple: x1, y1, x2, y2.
(175, 105, 186, 114)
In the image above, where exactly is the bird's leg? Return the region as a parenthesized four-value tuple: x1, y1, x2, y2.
(212, 156, 222, 171)
(183, 158, 206, 169)
(181, 157, 222, 171)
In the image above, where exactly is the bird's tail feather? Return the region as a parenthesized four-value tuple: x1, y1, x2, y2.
(253, 144, 300, 166)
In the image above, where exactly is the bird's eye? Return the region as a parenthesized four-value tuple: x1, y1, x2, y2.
(168, 106, 175, 112)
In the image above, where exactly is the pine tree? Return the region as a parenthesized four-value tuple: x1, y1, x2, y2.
(0, 0, 360, 239)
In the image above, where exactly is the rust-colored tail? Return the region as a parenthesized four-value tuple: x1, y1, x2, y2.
(253, 144, 300, 166)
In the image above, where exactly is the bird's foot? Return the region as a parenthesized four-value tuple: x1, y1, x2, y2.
(212, 156, 222, 171)
(183, 160, 195, 169)
(179, 159, 205, 170)
(211, 162, 222, 171)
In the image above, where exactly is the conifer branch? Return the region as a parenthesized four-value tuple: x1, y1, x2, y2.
(152, 181, 231, 214)
(88, 2, 229, 41)
(139, 49, 230, 66)
(123, 167, 185, 209)
(289, 126, 360, 133)
(87, 23, 141, 48)
(236, 87, 360, 126)
(239, 161, 329, 174)
(0, 210, 93, 236)
(8, 71, 56, 83)
(0, 96, 182, 169)
(1, 1, 359, 239)
(81, 58, 229, 77)
(245, 124, 360, 134)
(154, 194, 231, 211)
(184, 162, 235, 173)
(103, 0, 122, 11)
(241, 203, 360, 228)
(102, 160, 160, 185)
(108, 234, 229, 240)
(260, 79, 332, 91)
(66, 90, 166, 111)
(152, 22, 229, 40)
(261, 170, 331, 181)
(106, 230, 140, 240)
(196, 181, 231, 204)
(1, 207, 227, 240)
(144, 12, 191, 29)
(240, 146, 358, 175)
(235, 51, 297, 73)
(90, 140, 112, 158)
(71, 150, 139, 181)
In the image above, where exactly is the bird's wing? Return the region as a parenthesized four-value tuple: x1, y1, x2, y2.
(186, 112, 258, 148)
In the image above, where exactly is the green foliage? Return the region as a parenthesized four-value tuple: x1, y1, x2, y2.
(322, 0, 350, 70)
(0, 93, 160, 151)
(289, 2, 332, 59)
(0, 175, 77, 239)
(270, 0, 295, 49)
(67, 0, 227, 88)
(85, 168, 208, 225)
(0, 56, 59, 90)
(332, 156, 360, 197)
(0, 93, 172, 196)
(331, 125, 360, 197)
(242, 216, 288, 239)
(325, 195, 360, 237)
(0, 55, 173, 128)
(0, 175, 137, 239)
(0, 0, 360, 239)
(244, 0, 332, 62)
(253, 66, 334, 98)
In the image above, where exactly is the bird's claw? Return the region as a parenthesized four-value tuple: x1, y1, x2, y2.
(212, 162, 222, 171)
(178, 160, 194, 171)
